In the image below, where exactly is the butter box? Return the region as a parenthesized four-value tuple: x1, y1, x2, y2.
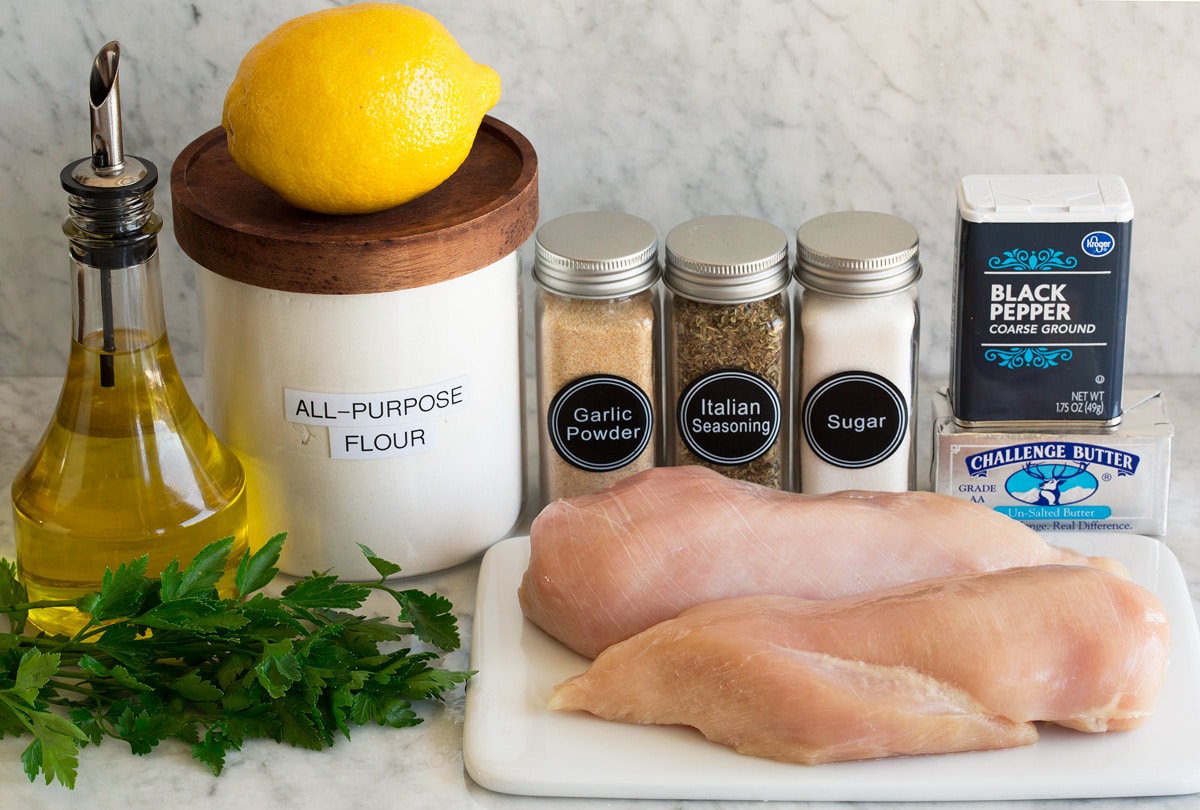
(931, 388, 1172, 535)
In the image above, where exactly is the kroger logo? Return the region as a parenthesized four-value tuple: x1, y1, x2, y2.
(1081, 231, 1115, 258)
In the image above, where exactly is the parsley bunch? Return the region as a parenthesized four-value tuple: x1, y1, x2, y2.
(0, 534, 472, 789)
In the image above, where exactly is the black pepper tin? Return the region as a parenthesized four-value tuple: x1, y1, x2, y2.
(950, 175, 1133, 429)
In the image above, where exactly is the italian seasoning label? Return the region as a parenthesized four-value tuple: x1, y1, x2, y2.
(547, 374, 653, 472)
(284, 376, 469, 460)
(670, 294, 788, 487)
(677, 369, 781, 466)
(951, 219, 1131, 425)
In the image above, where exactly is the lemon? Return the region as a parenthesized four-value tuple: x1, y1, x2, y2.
(221, 2, 501, 215)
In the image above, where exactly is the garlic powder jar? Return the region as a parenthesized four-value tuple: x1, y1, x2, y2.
(171, 117, 538, 579)
(533, 211, 660, 505)
(794, 211, 921, 494)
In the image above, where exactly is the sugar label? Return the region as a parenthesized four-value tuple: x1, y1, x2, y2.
(802, 371, 907, 469)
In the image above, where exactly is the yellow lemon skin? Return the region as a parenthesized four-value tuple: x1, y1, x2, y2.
(222, 2, 501, 215)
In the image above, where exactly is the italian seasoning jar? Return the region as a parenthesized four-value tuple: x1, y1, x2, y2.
(533, 211, 661, 504)
(794, 210, 921, 493)
(664, 215, 792, 489)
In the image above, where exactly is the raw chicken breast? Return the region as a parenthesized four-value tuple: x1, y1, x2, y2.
(520, 466, 1120, 657)
(549, 565, 1170, 764)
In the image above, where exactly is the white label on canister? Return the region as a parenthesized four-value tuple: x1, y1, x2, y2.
(328, 421, 438, 460)
(284, 376, 469, 460)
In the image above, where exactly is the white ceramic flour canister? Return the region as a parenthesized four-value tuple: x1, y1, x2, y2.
(171, 116, 538, 579)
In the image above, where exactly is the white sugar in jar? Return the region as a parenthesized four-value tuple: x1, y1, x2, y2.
(794, 211, 921, 494)
(172, 118, 538, 579)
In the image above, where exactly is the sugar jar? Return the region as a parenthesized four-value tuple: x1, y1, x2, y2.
(794, 210, 921, 493)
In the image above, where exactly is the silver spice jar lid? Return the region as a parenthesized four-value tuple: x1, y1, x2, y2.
(664, 215, 790, 304)
(533, 211, 660, 298)
(794, 210, 921, 297)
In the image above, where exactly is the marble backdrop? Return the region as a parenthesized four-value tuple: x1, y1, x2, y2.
(1, 0, 1198, 379)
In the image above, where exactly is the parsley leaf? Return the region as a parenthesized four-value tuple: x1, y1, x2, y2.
(358, 543, 403, 579)
(234, 533, 285, 597)
(159, 536, 233, 601)
(0, 536, 473, 789)
(76, 555, 155, 623)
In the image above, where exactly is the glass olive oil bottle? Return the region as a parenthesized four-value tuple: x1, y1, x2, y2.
(10, 41, 248, 636)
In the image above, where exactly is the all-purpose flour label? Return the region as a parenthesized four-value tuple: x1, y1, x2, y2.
(285, 376, 470, 460)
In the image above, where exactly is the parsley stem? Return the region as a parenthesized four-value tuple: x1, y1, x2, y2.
(0, 598, 81, 613)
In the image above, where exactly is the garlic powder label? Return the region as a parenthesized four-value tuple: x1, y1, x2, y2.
(285, 376, 470, 460)
(547, 374, 653, 472)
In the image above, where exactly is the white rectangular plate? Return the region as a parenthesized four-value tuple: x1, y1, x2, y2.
(463, 533, 1200, 802)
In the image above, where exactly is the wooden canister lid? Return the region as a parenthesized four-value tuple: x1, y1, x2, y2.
(170, 116, 538, 294)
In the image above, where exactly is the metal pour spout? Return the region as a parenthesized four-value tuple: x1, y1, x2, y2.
(89, 41, 124, 175)
(81, 40, 129, 387)
(60, 40, 162, 390)
(67, 39, 152, 194)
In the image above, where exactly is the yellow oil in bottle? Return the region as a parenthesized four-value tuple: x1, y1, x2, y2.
(11, 327, 248, 636)
(13, 41, 251, 636)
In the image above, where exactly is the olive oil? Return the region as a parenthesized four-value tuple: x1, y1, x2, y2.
(12, 329, 248, 636)
(10, 41, 249, 635)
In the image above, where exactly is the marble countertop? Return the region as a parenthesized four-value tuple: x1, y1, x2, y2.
(4, 3, 1199, 804)
(0, 374, 1196, 810)
(5, 1, 1200, 384)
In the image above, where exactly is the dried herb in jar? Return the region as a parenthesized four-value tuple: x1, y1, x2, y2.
(664, 215, 792, 489)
